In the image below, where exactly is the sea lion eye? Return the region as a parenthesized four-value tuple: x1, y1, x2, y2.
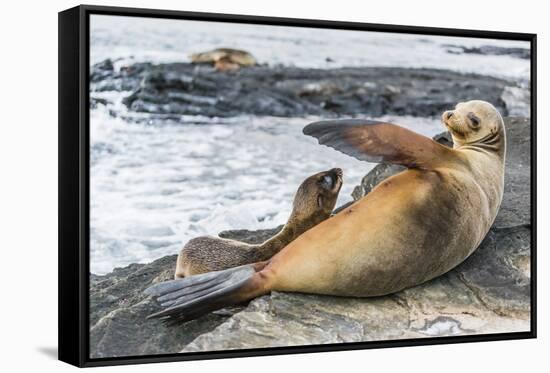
(467, 112, 481, 128)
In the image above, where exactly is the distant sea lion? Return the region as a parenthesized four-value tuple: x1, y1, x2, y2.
(174, 168, 343, 278)
(146, 100, 506, 323)
(190, 48, 256, 72)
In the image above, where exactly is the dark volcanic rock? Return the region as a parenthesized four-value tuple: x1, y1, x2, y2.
(218, 225, 283, 243)
(90, 97, 111, 109)
(89, 117, 531, 356)
(455, 225, 531, 318)
(90, 61, 516, 118)
(445, 44, 530, 60)
(495, 117, 532, 228)
(88, 255, 228, 358)
(89, 59, 114, 82)
(89, 228, 284, 358)
(351, 164, 406, 200)
(91, 62, 152, 92)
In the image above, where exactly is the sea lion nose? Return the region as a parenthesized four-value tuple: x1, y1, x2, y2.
(331, 168, 343, 178)
(446, 111, 454, 119)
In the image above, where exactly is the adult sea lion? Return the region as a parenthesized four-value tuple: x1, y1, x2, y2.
(190, 48, 256, 72)
(175, 168, 343, 278)
(145, 100, 505, 323)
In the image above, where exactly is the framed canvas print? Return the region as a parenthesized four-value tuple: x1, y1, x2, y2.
(58, 4, 537, 367)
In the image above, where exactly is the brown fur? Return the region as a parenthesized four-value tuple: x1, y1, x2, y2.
(175, 168, 343, 278)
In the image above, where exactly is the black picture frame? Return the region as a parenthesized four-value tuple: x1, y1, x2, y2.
(58, 4, 537, 368)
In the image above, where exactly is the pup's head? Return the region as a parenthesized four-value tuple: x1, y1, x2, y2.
(292, 168, 343, 222)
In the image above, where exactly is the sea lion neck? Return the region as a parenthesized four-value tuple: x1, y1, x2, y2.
(257, 214, 325, 259)
(453, 127, 506, 160)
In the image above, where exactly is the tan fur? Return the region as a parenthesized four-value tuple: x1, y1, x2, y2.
(214, 58, 241, 72)
(250, 101, 506, 297)
(175, 169, 343, 278)
(190, 48, 256, 71)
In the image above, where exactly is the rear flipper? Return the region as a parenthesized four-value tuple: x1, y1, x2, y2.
(144, 264, 266, 324)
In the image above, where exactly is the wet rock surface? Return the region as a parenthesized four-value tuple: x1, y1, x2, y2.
(444, 44, 531, 60)
(89, 228, 285, 358)
(89, 117, 531, 357)
(89, 255, 228, 358)
(90, 60, 520, 118)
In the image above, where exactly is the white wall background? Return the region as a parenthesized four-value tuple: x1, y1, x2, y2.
(0, 0, 547, 371)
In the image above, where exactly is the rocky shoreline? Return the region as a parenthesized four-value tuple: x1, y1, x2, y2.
(89, 117, 531, 358)
(90, 60, 529, 119)
(443, 44, 530, 60)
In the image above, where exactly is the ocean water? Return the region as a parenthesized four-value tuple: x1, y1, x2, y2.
(89, 15, 530, 274)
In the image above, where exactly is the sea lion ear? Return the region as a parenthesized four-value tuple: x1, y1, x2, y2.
(317, 195, 324, 209)
(303, 119, 456, 169)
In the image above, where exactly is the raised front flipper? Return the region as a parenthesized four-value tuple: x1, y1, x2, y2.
(303, 119, 456, 169)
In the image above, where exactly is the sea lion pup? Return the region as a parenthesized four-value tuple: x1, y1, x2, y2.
(175, 168, 343, 278)
(145, 100, 505, 323)
(190, 48, 256, 72)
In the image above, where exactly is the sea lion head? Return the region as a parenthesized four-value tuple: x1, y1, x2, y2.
(291, 168, 343, 222)
(190, 48, 256, 67)
(441, 100, 505, 152)
(189, 50, 227, 64)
